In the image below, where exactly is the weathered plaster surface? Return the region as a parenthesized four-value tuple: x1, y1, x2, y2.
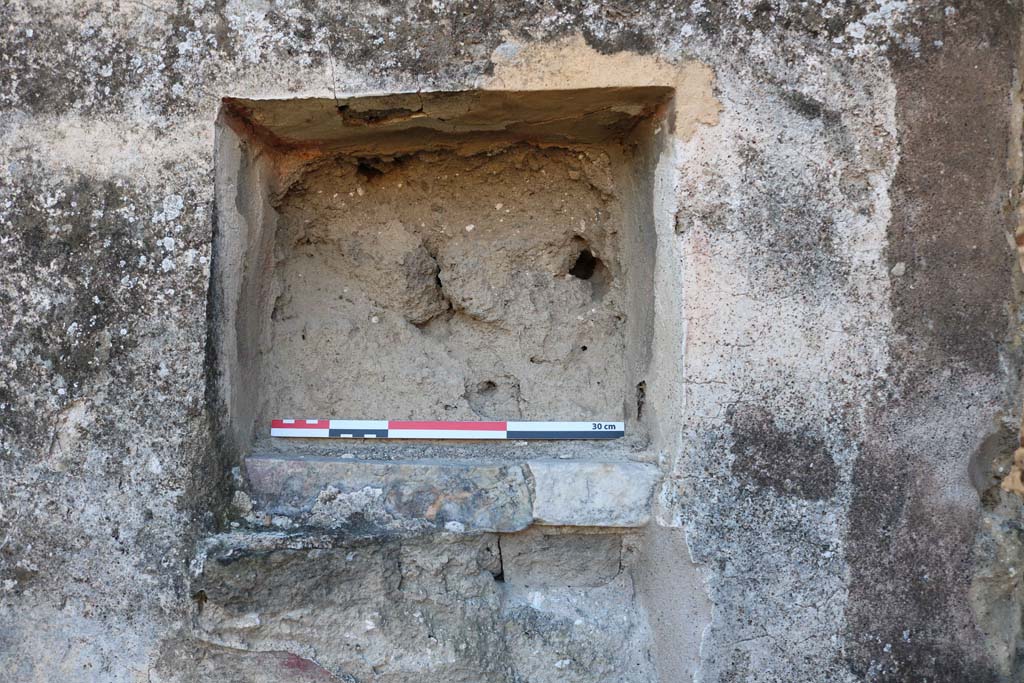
(2, 1, 1023, 682)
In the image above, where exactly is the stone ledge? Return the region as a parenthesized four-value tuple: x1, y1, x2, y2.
(246, 455, 533, 533)
(245, 455, 659, 533)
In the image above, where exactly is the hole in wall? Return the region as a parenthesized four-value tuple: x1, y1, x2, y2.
(192, 590, 208, 613)
(570, 248, 599, 280)
(356, 159, 385, 182)
(478, 539, 504, 582)
(567, 238, 612, 302)
(337, 104, 423, 126)
(636, 381, 646, 420)
(468, 378, 522, 419)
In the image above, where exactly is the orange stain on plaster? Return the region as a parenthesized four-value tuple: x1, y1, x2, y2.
(486, 35, 721, 141)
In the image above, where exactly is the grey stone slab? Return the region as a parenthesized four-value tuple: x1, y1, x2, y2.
(525, 460, 660, 527)
(245, 455, 533, 533)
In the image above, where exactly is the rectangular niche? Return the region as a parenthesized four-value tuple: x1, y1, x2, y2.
(211, 88, 672, 458)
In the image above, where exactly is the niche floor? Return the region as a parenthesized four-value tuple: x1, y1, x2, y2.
(260, 144, 629, 429)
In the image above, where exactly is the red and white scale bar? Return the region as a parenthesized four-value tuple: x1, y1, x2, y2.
(270, 419, 625, 440)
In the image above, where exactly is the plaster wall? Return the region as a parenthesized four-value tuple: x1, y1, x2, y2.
(2, 2, 1023, 682)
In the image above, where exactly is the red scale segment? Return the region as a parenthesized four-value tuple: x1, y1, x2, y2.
(271, 419, 330, 430)
(387, 420, 507, 431)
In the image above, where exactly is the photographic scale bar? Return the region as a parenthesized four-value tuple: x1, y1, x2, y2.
(270, 419, 625, 440)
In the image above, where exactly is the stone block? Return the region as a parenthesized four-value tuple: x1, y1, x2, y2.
(525, 460, 660, 527)
(500, 528, 623, 588)
(245, 455, 533, 533)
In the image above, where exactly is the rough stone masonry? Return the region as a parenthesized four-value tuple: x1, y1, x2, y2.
(3, 1, 1024, 682)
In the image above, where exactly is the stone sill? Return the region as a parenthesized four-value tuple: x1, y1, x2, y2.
(245, 454, 661, 534)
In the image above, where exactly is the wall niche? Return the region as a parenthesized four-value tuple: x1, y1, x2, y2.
(211, 88, 671, 462)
